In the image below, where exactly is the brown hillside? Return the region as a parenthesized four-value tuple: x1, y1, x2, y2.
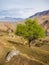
(0, 21, 16, 31)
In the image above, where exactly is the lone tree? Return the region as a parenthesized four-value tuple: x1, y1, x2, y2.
(15, 19, 46, 47)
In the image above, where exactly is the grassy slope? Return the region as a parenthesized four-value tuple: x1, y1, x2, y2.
(12, 42, 49, 65)
(0, 34, 49, 65)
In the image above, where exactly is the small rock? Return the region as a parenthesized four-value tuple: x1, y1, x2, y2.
(6, 50, 20, 62)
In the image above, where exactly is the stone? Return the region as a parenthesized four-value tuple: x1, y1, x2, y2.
(6, 50, 20, 62)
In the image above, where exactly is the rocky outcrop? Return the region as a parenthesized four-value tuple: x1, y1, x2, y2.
(5, 50, 20, 62)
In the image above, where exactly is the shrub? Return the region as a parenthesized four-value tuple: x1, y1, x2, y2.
(15, 19, 46, 47)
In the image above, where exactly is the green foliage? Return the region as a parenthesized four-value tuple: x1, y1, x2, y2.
(15, 19, 46, 40)
(15, 24, 26, 37)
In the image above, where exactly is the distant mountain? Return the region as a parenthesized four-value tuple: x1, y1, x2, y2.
(29, 10, 49, 24)
(0, 10, 49, 32)
(29, 10, 49, 35)
(0, 17, 24, 22)
(29, 10, 49, 18)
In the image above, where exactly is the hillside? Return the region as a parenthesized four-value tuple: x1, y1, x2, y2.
(0, 22, 16, 32)
(0, 10, 49, 32)
(0, 10, 49, 65)
(29, 10, 49, 26)
(29, 10, 49, 35)
(29, 10, 49, 18)
(29, 10, 49, 24)
(0, 35, 49, 65)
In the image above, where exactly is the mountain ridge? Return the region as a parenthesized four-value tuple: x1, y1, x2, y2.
(0, 17, 24, 22)
(29, 10, 49, 18)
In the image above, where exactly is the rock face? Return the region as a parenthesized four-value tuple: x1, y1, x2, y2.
(6, 50, 20, 62)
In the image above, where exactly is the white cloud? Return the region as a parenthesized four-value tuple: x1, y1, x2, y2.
(0, 0, 49, 19)
(0, 8, 36, 18)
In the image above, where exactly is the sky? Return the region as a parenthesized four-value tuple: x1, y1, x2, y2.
(0, 0, 49, 18)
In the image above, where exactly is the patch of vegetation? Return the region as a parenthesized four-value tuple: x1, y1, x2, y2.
(15, 19, 46, 47)
(35, 42, 45, 47)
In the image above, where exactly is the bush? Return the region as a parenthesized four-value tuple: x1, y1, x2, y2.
(15, 19, 46, 47)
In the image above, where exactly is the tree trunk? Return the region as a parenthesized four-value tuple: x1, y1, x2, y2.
(29, 42, 30, 47)
(28, 40, 31, 47)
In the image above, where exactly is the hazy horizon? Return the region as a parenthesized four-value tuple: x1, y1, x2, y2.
(0, 0, 49, 19)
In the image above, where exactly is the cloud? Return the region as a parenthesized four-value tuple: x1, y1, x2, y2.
(0, 0, 49, 11)
(0, 8, 36, 18)
(0, 0, 49, 19)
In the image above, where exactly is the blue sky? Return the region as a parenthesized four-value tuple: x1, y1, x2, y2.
(0, 0, 49, 18)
